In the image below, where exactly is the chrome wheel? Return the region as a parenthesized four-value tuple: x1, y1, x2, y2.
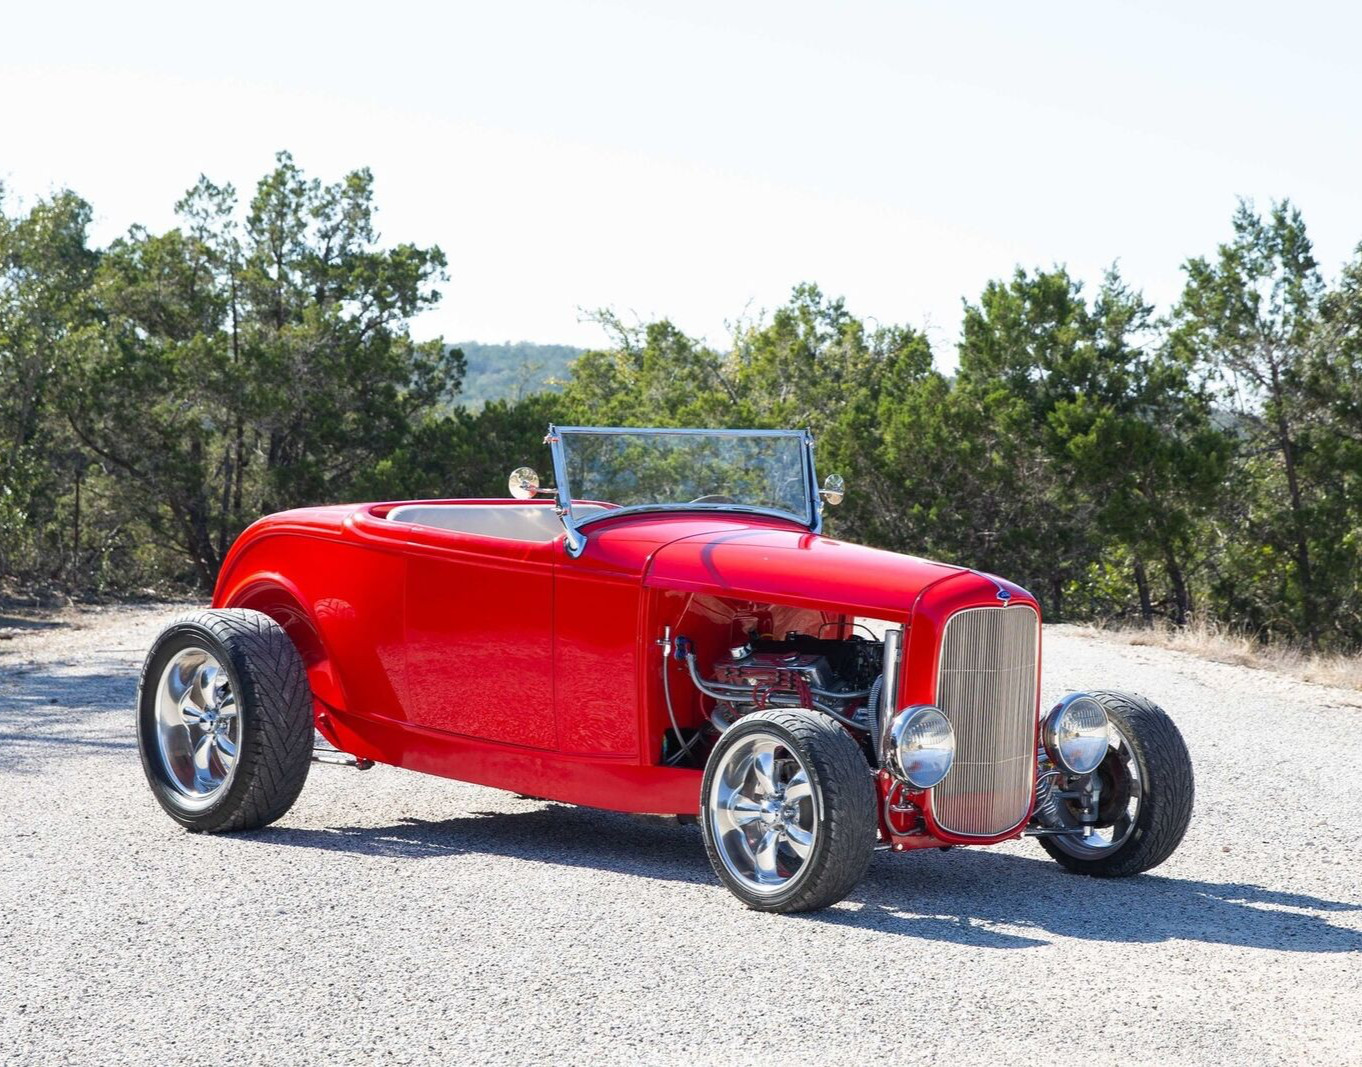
(707, 732, 817, 896)
(1049, 721, 1142, 857)
(154, 647, 241, 809)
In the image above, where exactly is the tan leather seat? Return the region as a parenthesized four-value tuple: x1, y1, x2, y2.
(386, 503, 606, 543)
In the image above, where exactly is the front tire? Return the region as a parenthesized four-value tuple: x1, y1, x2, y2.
(137, 609, 313, 832)
(1039, 690, 1193, 877)
(700, 709, 876, 912)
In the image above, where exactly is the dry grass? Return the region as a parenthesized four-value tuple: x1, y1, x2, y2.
(1071, 615, 1362, 693)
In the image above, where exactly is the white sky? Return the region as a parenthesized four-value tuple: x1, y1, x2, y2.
(3, 0, 1359, 361)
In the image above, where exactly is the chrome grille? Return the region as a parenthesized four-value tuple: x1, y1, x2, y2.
(930, 605, 1039, 837)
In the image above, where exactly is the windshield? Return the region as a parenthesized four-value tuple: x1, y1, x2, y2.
(551, 427, 815, 527)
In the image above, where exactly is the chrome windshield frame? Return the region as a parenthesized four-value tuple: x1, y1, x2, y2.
(545, 425, 823, 557)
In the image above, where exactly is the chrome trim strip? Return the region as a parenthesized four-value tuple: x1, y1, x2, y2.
(545, 425, 585, 556)
(575, 502, 811, 529)
(806, 429, 823, 535)
(553, 426, 809, 438)
(876, 627, 903, 766)
(929, 604, 1039, 838)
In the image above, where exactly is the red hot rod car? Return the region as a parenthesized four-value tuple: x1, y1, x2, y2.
(137, 426, 1194, 912)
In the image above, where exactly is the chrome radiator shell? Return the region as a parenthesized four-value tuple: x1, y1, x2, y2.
(928, 604, 1040, 837)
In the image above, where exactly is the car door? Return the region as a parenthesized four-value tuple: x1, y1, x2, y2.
(402, 523, 556, 749)
(551, 534, 644, 757)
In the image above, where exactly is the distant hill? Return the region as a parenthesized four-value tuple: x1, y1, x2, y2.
(449, 341, 584, 410)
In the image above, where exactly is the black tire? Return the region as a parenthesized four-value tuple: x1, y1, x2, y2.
(700, 709, 876, 913)
(136, 609, 313, 832)
(1039, 690, 1193, 877)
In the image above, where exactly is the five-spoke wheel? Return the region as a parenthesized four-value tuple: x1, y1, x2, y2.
(153, 649, 241, 808)
(709, 734, 818, 892)
(137, 610, 314, 833)
(701, 709, 876, 912)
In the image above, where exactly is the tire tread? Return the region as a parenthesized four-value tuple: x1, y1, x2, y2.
(137, 609, 312, 833)
(701, 709, 876, 913)
(1040, 690, 1194, 877)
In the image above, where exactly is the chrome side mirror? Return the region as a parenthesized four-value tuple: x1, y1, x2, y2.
(820, 474, 845, 506)
(508, 467, 543, 500)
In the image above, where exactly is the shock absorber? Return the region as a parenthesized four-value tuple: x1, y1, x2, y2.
(1032, 768, 1066, 827)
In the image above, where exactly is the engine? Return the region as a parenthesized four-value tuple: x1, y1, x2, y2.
(692, 633, 884, 733)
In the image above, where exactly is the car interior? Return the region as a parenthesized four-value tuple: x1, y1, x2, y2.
(386, 503, 608, 543)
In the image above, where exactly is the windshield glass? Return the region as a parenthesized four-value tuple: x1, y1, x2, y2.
(554, 428, 814, 526)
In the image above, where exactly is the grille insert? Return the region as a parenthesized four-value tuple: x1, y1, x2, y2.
(930, 605, 1039, 837)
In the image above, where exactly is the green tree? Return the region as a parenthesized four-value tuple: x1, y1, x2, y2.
(0, 190, 98, 581)
(355, 393, 566, 502)
(1307, 245, 1362, 644)
(947, 266, 1231, 624)
(1170, 200, 1334, 646)
(65, 224, 240, 586)
(951, 268, 1100, 617)
(62, 153, 461, 589)
(560, 313, 737, 427)
(1045, 271, 1229, 624)
(238, 152, 460, 509)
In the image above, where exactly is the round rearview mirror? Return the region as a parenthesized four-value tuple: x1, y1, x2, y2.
(508, 467, 542, 500)
(820, 474, 845, 506)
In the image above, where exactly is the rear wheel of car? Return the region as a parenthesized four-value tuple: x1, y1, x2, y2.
(700, 709, 876, 912)
(1039, 690, 1193, 877)
(136, 609, 313, 833)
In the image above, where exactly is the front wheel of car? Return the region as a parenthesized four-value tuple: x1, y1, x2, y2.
(136, 609, 313, 833)
(700, 709, 876, 912)
(1038, 690, 1194, 877)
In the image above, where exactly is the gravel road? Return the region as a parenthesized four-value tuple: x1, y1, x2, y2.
(2, 603, 1360, 1066)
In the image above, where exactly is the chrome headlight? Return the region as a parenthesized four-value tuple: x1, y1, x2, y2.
(888, 705, 955, 789)
(1042, 693, 1110, 775)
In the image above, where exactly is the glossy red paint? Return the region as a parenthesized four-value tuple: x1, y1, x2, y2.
(643, 523, 963, 620)
(212, 498, 1045, 828)
(404, 524, 556, 749)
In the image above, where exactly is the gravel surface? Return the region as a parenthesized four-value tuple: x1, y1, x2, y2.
(2, 603, 1360, 1066)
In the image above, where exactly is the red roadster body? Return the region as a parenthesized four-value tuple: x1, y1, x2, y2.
(211, 498, 1034, 848)
(137, 426, 1192, 912)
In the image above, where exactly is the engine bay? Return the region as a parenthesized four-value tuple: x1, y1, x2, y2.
(663, 626, 887, 765)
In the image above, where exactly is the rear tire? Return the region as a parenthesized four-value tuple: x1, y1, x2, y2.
(701, 709, 876, 912)
(1039, 690, 1193, 877)
(136, 609, 313, 832)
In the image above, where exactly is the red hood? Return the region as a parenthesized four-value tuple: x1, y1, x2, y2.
(642, 524, 968, 621)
